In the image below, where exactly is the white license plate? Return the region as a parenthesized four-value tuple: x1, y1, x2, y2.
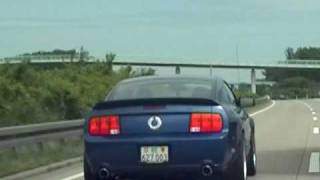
(140, 146, 169, 164)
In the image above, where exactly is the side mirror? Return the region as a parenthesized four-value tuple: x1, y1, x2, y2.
(235, 97, 241, 107)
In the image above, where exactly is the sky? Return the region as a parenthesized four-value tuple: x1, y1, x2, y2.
(1, 0, 320, 81)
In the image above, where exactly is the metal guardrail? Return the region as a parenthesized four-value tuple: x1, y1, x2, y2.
(0, 120, 83, 149)
(240, 95, 270, 108)
(255, 95, 271, 104)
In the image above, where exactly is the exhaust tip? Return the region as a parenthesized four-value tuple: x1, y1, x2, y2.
(98, 167, 110, 179)
(201, 164, 213, 177)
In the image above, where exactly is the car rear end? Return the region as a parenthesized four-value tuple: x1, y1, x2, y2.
(83, 77, 235, 179)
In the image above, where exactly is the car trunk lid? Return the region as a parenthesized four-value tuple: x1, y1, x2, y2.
(90, 98, 223, 135)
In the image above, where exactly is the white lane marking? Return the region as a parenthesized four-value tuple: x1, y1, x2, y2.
(309, 152, 320, 173)
(313, 127, 320, 134)
(61, 172, 84, 180)
(301, 102, 313, 111)
(249, 100, 276, 117)
(313, 117, 318, 121)
(312, 112, 316, 115)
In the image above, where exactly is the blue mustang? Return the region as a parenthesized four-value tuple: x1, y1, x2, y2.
(84, 75, 256, 180)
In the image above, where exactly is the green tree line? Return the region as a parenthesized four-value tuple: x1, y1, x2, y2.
(0, 61, 154, 127)
(264, 47, 320, 99)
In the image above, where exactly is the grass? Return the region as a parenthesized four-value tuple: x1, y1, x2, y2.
(0, 137, 83, 178)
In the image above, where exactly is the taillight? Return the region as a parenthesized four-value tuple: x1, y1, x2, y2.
(190, 113, 223, 133)
(88, 115, 120, 136)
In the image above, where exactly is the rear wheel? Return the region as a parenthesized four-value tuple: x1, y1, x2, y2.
(226, 141, 247, 180)
(247, 133, 257, 176)
(84, 157, 96, 180)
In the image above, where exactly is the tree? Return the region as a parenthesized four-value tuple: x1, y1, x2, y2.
(264, 46, 320, 99)
(265, 47, 320, 82)
(131, 68, 155, 77)
(79, 46, 89, 63)
(105, 52, 116, 71)
(70, 49, 76, 62)
(294, 47, 320, 60)
(285, 47, 295, 60)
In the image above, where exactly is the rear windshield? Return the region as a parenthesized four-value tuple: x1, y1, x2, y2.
(107, 78, 214, 101)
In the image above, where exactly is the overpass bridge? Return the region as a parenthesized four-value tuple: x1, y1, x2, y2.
(112, 60, 320, 95)
(1, 57, 320, 94)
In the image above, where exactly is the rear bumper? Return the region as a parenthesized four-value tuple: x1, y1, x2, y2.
(85, 158, 224, 179)
(84, 134, 234, 178)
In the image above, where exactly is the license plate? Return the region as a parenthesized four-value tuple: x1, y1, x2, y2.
(140, 146, 169, 164)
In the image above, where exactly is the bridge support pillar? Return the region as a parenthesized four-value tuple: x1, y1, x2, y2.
(175, 66, 181, 74)
(251, 68, 256, 95)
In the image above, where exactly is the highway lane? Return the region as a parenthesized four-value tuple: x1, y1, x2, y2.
(248, 100, 320, 180)
(25, 100, 320, 180)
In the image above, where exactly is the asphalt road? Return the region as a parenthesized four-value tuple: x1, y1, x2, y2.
(25, 99, 320, 180)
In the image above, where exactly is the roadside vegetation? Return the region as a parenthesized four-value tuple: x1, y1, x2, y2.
(2, 46, 319, 127)
(0, 56, 154, 127)
(264, 47, 320, 99)
(0, 138, 83, 177)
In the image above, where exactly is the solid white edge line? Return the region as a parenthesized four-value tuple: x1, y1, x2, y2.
(61, 100, 276, 180)
(61, 172, 84, 180)
(309, 152, 320, 173)
(301, 102, 313, 111)
(249, 100, 276, 117)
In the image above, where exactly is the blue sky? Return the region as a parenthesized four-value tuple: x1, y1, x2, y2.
(1, 0, 320, 65)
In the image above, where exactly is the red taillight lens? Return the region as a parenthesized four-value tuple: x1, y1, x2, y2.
(190, 113, 223, 133)
(190, 113, 201, 132)
(88, 117, 100, 135)
(88, 115, 120, 136)
(109, 115, 120, 135)
(100, 116, 110, 135)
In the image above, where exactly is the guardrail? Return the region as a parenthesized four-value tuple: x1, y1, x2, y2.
(255, 95, 271, 105)
(240, 95, 270, 107)
(0, 120, 83, 150)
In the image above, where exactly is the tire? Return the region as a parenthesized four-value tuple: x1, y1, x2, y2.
(226, 140, 247, 180)
(247, 133, 257, 176)
(84, 157, 96, 180)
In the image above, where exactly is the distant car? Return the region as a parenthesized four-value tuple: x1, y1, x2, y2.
(83, 75, 256, 180)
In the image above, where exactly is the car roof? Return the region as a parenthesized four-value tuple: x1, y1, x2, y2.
(108, 75, 228, 102)
(119, 75, 224, 84)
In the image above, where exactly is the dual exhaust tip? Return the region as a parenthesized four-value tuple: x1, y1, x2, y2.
(201, 164, 214, 177)
(98, 167, 111, 179)
(98, 164, 213, 179)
